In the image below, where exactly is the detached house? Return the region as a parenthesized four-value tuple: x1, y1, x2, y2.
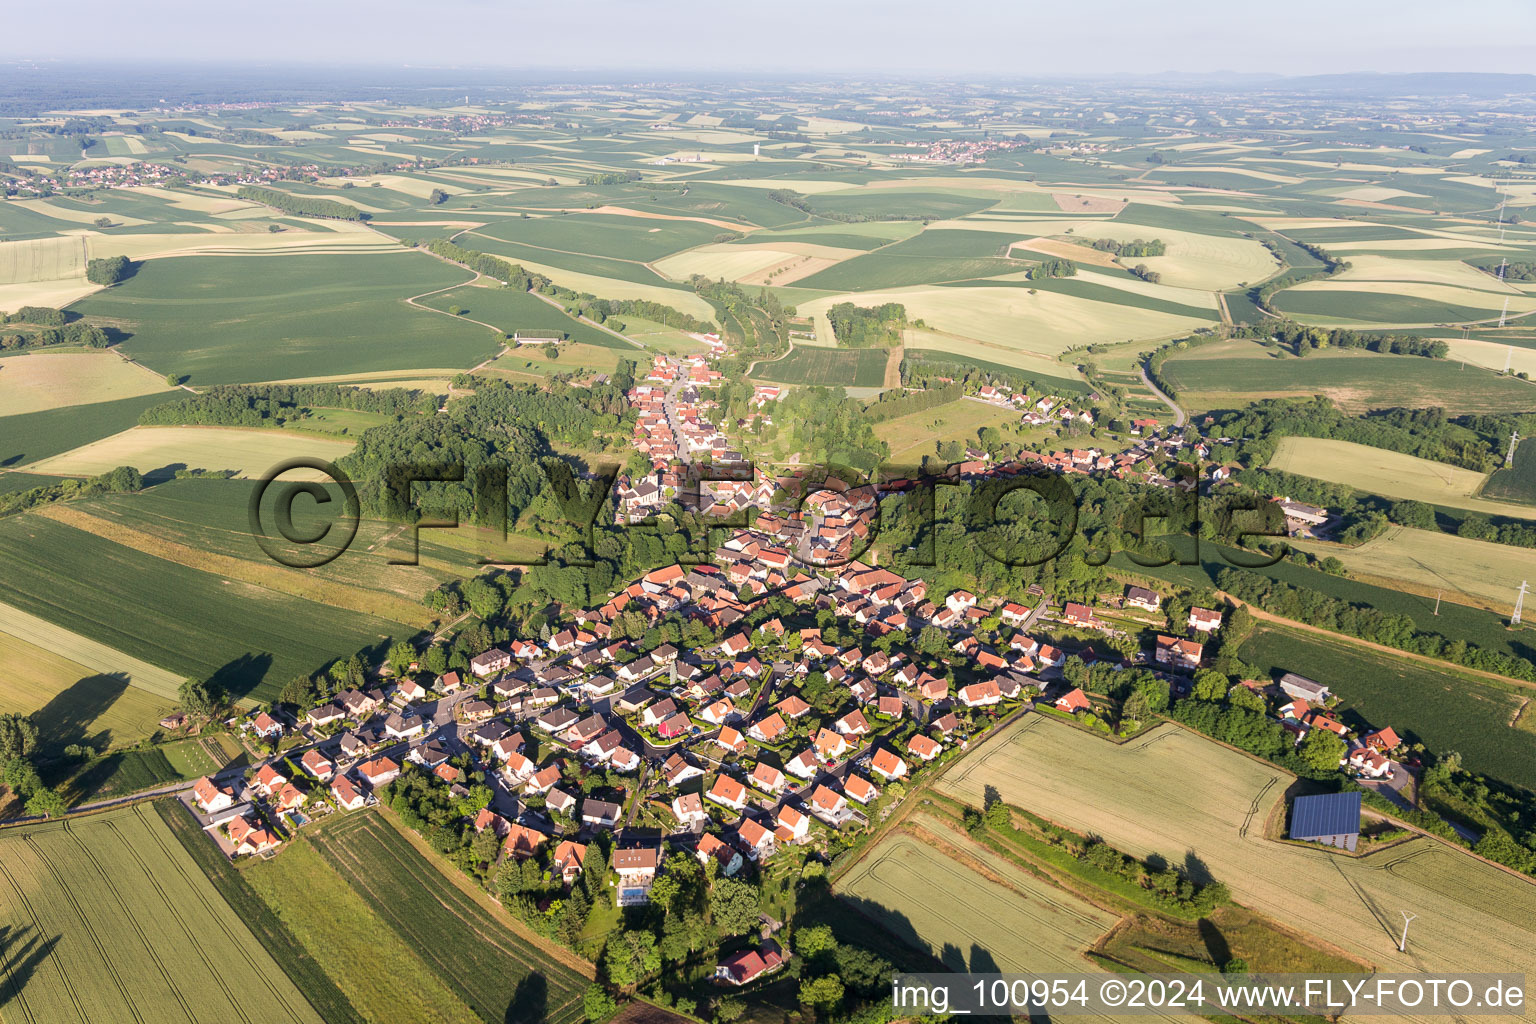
(193, 776, 235, 814)
(750, 761, 786, 795)
(672, 793, 710, 828)
(870, 747, 907, 781)
(1154, 635, 1203, 672)
(717, 947, 785, 986)
(707, 774, 749, 812)
(357, 756, 401, 788)
(697, 832, 743, 876)
(958, 680, 1002, 707)
(470, 649, 511, 678)
(300, 749, 334, 781)
(1188, 607, 1222, 633)
(251, 713, 284, 740)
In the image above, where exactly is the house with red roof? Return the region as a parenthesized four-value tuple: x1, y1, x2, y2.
(870, 747, 907, 781)
(1054, 688, 1091, 714)
(707, 773, 749, 812)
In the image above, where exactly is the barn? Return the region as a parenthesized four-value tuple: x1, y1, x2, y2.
(1288, 792, 1361, 852)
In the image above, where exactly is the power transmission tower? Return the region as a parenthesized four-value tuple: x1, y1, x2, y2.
(1398, 911, 1417, 953)
(1514, 581, 1529, 626)
(1507, 431, 1521, 467)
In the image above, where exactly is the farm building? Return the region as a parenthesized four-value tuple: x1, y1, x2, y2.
(1279, 673, 1331, 703)
(1288, 792, 1361, 852)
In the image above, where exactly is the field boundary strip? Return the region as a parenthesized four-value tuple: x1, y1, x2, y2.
(0, 600, 183, 701)
(38, 503, 440, 629)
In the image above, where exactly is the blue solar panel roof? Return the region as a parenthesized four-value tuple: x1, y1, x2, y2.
(1289, 791, 1361, 839)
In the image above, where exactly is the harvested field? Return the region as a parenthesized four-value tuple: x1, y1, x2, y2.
(1012, 236, 1122, 267)
(0, 804, 323, 1024)
(1266, 436, 1536, 519)
(1291, 525, 1536, 607)
(20, 425, 354, 479)
(939, 716, 1536, 1005)
(1052, 194, 1127, 214)
(0, 351, 173, 415)
(838, 828, 1117, 973)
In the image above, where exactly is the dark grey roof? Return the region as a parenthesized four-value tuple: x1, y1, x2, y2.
(1289, 792, 1361, 840)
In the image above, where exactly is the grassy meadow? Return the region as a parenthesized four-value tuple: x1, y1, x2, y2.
(752, 346, 889, 388)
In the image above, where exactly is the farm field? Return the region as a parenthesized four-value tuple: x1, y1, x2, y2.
(872, 397, 1025, 462)
(0, 391, 176, 473)
(0, 514, 405, 703)
(1118, 540, 1536, 663)
(1290, 525, 1536, 608)
(0, 351, 173, 415)
(1441, 335, 1536, 376)
(308, 811, 590, 1024)
(0, 628, 174, 752)
(939, 716, 1536, 1001)
(1161, 342, 1536, 415)
(69, 252, 498, 385)
(0, 600, 185, 700)
(1239, 625, 1536, 790)
(751, 345, 888, 387)
(952, 215, 1280, 290)
(416, 282, 624, 347)
(1483, 434, 1536, 504)
(0, 804, 323, 1024)
(18, 425, 355, 480)
(38, 502, 438, 627)
(1266, 436, 1536, 519)
(70, 477, 459, 603)
(837, 828, 1118, 974)
(243, 832, 481, 1024)
(798, 284, 1209, 363)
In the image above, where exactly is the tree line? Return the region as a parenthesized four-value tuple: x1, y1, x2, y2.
(139, 383, 443, 428)
(237, 185, 367, 221)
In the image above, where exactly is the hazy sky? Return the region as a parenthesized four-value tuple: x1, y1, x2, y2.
(8, 0, 1536, 76)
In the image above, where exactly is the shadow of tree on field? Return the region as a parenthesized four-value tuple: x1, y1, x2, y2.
(207, 652, 274, 703)
(1181, 850, 1216, 887)
(1197, 918, 1232, 968)
(30, 672, 130, 754)
(0, 924, 62, 1012)
(504, 970, 547, 1024)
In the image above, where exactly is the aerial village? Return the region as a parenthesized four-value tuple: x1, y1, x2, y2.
(179, 333, 1398, 951)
